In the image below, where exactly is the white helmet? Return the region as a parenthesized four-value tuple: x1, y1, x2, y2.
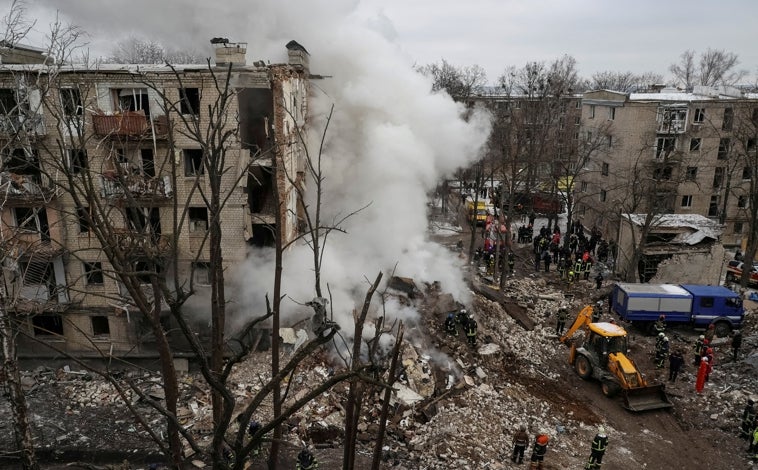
(663, 336, 669, 342)
(658, 332, 664, 338)
(699, 335, 705, 340)
(598, 426, 606, 436)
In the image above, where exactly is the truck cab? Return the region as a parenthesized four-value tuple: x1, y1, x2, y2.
(680, 284, 743, 335)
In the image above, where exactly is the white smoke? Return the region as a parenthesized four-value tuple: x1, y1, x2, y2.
(28, 0, 491, 330)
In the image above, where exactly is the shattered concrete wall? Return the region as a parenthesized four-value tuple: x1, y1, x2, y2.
(648, 244, 726, 285)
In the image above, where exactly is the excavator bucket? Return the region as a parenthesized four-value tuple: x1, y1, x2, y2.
(622, 384, 673, 412)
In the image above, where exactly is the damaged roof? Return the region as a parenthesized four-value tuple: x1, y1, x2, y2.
(625, 213, 722, 245)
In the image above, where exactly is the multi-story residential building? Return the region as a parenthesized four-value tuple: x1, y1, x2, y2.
(575, 86, 758, 275)
(0, 40, 311, 360)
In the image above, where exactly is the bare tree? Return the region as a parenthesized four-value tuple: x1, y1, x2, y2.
(588, 70, 664, 93)
(670, 48, 748, 88)
(107, 36, 204, 64)
(416, 59, 487, 101)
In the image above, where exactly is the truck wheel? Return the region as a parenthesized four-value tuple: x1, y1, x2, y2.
(601, 380, 621, 397)
(714, 321, 731, 338)
(575, 355, 592, 379)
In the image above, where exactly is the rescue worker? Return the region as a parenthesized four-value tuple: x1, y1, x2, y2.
(556, 307, 568, 335)
(511, 424, 529, 464)
(741, 399, 756, 441)
(567, 269, 576, 285)
(704, 323, 716, 343)
(694, 335, 705, 366)
(751, 425, 758, 459)
(465, 314, 478, 347)
(557, 256, 565, 279)
(507, 251, 515, 275)
(585, 426, 608, 469)
(732, 329, 743, 361)
(444, 313, 458, 336)
(594, 271, 603, 290)
(583, 257, 593, 280)
(668, 349, 684, 382)
(542, 249, 551, 272)
(703, 347, 714, 381)
(574, 258, 583, 279)
(456, 308, 469, 329)
(654, 315, 666, 335)
(248, 420, 262, 457)
(591, 301, 602, 323)
(296, 447, 319, 470)
(529, 432, 549, 469)
(655, 336, 669, 369)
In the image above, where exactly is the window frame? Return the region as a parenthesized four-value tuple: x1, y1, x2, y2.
(680, 195, 693, 208)
(183, 149, 204, 176)
(83, 261, 104, 286)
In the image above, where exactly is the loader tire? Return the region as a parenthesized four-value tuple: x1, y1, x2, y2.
(601, 380, 621, 397)
(575, 355, 592, 379)
(714, 321, 731, 338)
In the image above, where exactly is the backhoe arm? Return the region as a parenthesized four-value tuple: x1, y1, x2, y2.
(559, 305, 593, 343)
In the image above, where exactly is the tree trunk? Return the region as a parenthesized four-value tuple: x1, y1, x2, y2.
(371, 323, 404, 470)
(0, 306, 39, 470)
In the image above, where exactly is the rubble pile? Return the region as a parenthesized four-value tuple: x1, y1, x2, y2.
(2, 271, 758, 468)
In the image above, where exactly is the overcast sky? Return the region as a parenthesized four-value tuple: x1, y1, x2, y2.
(16, 0, 758, 85)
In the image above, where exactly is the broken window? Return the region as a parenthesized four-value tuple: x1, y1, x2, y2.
(61, 87, 83, 117)
(717, 138, 730, 159)
(608, 107, 615, 120)
(32, 314, 63, 336)
(574, 116, 580, 126)
(599, 189, 606, 202)
(686, 166, 698, 181)
(722, 107, 733, 131)
(141, 148, 155, 177)
(735, 221, 744, 234)
(580, 181, 588, 192)
(653, 192, 674, 212)
(179, 87, 200, 115)
(747, 138, 757, 153)
(188, 207, 208, 233)
(655, 137, 676, 159)
(657, 107, 686, 133)
(134, 260, 158, 284)
(708, 195, 720, 217)
(713, 167, 724, 188)
(601, 162, 609, 176)
(114, 88, 150, 117)
(0, 88, 18, 115)
(77, 206, 91, 233)
(689, 138, 701, 152)
(14, 207, 41, 232)
(91, 316, 110, 336)
(693, 108, 705, 123)
(183, 149, 204, 176)
(743, 166, 751, 180)
(126, 207, 161, 235)
(68, 149, 88, 173)
(681, 195, 692, 208)
(84, 262, 104, 285)
(192, 261, 211, 285)
(653, 166, 672, 180)
(738, 195, 748, 208)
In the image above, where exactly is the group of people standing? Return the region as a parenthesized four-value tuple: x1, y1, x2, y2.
(509, 425, 607, 469)
(444, 308, 478, 347)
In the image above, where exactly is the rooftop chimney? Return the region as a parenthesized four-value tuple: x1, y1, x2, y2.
(285, 40, 309, 72)
(211, 38, 247, 67)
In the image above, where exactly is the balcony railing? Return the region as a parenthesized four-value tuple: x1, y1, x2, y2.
(0, 172, 57, 201)
(92, 112, 168, 138)
(112, 230, 172, 255)
(101, 173, 173, 199)
(0, 114, 46, 137)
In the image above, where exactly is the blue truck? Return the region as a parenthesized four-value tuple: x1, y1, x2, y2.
(610, 283, 744, 337)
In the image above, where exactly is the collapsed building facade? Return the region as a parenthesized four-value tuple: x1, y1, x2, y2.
(0, 40, 311, 359)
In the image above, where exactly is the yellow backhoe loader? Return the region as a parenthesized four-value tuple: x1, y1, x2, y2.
(559, 305, 672, 411)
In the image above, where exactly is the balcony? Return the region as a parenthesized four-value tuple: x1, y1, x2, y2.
(0, 172, 58, 202)
(0, 114, 46, 138)
(112, 230, 173, 256)
(101, 173, 173, 200)
(92, 112, 168, 139)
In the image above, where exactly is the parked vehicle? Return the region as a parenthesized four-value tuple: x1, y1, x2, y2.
(725, 260, 758, 286)
(466, 199, 491, 226)
(559, 305, 672, 411)
(490, 190, 564, 216)
(610, 283, 744, 337)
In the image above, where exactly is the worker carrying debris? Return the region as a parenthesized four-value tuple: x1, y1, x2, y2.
(585, 426, 608, 469)
(529, 432, 549, 469)
(444, 313, 458, 336)
(296, 446, 319, 469)
(465, 313, 478, 347)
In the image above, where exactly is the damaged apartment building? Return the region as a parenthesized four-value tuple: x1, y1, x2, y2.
(0, 39, 311, 361)
(575, 86, 758, 279)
